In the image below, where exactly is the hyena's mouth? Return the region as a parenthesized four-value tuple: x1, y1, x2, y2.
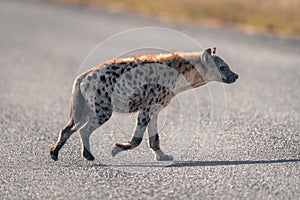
(222, 77, 237, 84)
(222, 73, 239, 84)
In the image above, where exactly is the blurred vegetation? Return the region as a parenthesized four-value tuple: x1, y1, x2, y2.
(58, 0, 300, 37)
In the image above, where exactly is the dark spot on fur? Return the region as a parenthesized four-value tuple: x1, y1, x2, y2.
(85, 82, 90, 90)
(112, 65, 119, 70)
(112, 71, 119, 78)
(103, 107, 109, 111)
(141, 61, 154, 65)
(130, 62, 137, 67)
(149, 99, 154, 105)
(100, 76, 106, 82)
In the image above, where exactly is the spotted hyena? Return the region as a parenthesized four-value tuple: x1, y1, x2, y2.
(50, 47, 238, 161)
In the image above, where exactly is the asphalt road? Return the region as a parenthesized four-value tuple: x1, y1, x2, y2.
(0, 0, 299, 199)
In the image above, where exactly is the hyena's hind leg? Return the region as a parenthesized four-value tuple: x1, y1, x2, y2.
(79, 109, 112, 161)
(148, 114, 173, 161)
(50, 117, 78, 161)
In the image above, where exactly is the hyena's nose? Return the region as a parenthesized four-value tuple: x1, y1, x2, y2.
(234, 73, 239, 80)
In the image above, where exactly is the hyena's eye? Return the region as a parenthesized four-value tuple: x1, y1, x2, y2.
(219, 66, 227, 71)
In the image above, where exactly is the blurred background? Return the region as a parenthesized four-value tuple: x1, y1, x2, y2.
(55, 0, 300, 38)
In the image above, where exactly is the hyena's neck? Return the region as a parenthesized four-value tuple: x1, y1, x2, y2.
(162, 52, 206, 94)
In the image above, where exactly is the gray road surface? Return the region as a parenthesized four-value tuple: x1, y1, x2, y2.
(0, 0, 299, 199)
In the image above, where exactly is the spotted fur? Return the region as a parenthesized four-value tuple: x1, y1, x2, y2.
(50, 47, 238, 161)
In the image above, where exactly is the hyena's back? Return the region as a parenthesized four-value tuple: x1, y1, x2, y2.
(78, 58, 178, 115)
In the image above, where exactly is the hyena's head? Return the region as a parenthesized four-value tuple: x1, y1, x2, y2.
(201, 47, 238, 84)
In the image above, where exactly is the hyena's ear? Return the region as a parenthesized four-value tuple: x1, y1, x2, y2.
(205, 48, 212, 56)
(212, 47, 216, 55)
(202, 48, 213, 60)
(202, 48, 214, 68)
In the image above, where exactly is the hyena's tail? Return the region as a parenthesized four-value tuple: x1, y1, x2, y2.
(69, 71, 91, 131)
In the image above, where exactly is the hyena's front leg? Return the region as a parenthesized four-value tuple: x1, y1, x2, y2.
(78, 120, 100, 161)
(111, 109, 150, 157)
(148, 114, 173, 161)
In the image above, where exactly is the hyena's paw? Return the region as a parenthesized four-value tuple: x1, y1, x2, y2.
(82, 147, 95, 161)
(154, 150, 174, 161)
(156, 154, 174, 161)
(111, 146, 122, 157)
(111, 142, 134, 157)
(50, 147, 58, 161)
(111, 143, 125, 157)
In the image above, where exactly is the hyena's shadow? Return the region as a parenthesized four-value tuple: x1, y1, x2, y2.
(87, 158, 299, 168)
(165, 159, 300, 168)
(91, 161, 174, 168)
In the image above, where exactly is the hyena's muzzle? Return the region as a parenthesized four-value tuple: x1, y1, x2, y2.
(221, 67, 239, 84)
